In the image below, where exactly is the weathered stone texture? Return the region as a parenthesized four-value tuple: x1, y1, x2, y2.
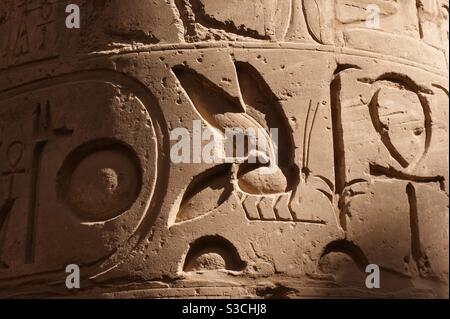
(0, 0, 448, 298)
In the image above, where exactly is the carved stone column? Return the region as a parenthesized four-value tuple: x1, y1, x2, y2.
(0, 0, 448, 298)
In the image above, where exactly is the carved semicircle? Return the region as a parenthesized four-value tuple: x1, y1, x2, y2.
(183, 235, 246, 272)
(318, 240, 369, 284)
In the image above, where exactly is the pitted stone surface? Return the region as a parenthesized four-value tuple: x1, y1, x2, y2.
(0, 0, 448, 298)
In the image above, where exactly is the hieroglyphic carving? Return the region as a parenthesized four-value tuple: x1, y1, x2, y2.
(175, 0, 292, 41)
(417, 0, 449, 47)
(417, 0, 450, 64)
(169, 61, 337, 225)
(183, 235, 245, 272)
(299, 0, 447, 69)
(0, 103, 34, 270)
(0, 141, 25, 268)
(0, 0, 59, 69)
(0, 99, 73, 266)
(0, 0, 447, 299)
(59, 142, 142, 223)
(0, 75, 167, 280)
(27, 101, 73, 264)
(331, 64, 448, 278)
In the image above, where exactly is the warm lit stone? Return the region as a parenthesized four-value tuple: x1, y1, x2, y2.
(0, 0, 448, 299)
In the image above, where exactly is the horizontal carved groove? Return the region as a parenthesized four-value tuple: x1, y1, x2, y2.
(370, 164, 446, 190)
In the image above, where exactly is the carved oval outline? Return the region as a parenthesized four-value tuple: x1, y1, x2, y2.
(0, 70, 170, 283)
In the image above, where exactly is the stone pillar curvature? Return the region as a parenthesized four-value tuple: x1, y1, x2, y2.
(0, 0, 448, 298)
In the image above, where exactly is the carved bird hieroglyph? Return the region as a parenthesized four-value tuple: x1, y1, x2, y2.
(171, 61, 301, 224)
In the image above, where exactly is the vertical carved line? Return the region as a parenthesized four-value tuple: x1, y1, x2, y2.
(25, 140, 46, 264)
(417, 93, 433, 162)
(330, 75, 346, 196)
(406, 183, 422, 266)
(302, 100, 313, 173)
(306, 102, 320, 169)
